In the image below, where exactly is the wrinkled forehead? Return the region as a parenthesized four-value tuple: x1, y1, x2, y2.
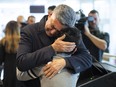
(50, 14, 67, 30)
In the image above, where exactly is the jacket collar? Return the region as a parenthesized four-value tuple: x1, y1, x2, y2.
(37, 22, 52, 46)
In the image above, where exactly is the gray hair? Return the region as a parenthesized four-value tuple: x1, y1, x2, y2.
(53, 4, 77, 27)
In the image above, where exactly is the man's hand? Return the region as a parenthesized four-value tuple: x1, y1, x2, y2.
(43, 58, 66, 79)
(51, 34, 76, 52)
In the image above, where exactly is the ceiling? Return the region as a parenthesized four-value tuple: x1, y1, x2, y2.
(0, 0, 66, 3)
(0, 0, 36, 3)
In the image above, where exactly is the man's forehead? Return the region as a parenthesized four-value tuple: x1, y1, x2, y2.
(50, 14, 59, 25)
(50, 14, 65, 30)
(89, 13, 99, 17)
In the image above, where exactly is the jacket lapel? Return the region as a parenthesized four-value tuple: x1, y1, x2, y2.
(37, 30, 52, 46)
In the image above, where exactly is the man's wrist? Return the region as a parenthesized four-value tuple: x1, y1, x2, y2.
(51, 44, 56, 51)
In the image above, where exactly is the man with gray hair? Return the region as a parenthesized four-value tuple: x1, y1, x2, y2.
(16, 4, 92, 87)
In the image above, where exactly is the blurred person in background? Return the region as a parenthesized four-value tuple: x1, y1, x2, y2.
(0, 21, 24, 87)
(83, 10, 110, 62)
(47, 5, 56, 17)
(76, 10, 110, 87)
(27, 15, 36, 25)
(39, 5, 56, 28)
(17, 15, 26, 28)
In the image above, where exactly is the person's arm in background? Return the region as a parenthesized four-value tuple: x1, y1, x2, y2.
(84, 25, 107, 51)
(102, 32, 110, 53)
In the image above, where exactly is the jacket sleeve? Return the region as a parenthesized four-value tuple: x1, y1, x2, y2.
(65, 38, 92, 74)
(103, 32, 110, 52)
(16, 26, 55, 71)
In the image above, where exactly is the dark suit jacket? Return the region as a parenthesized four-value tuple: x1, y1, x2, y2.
(16, 21, 92, 87)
